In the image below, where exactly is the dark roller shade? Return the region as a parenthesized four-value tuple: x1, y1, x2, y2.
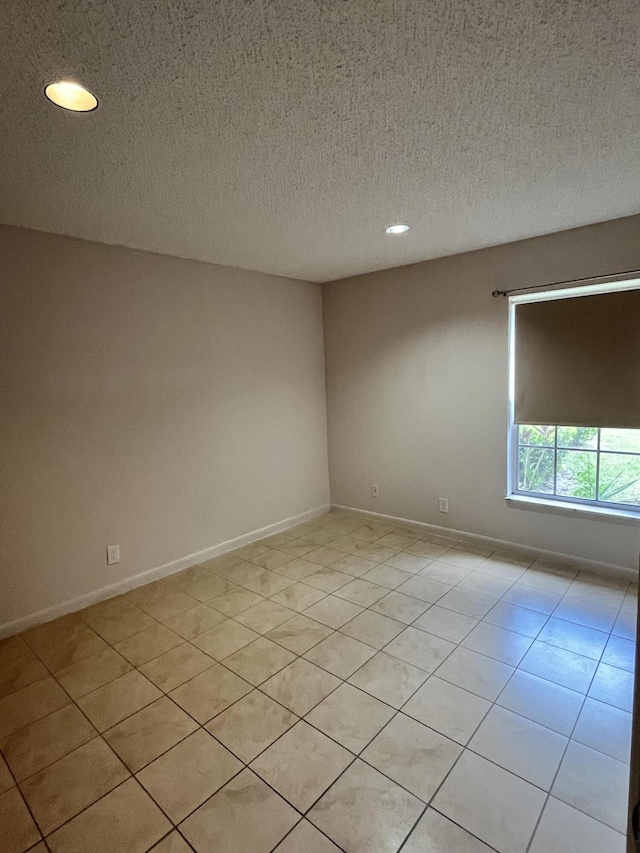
(514, 288, 640, 428)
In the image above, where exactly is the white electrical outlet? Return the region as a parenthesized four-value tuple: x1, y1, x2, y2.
(107, 545, 120, 565)
(438, 497, 449, 513)
(372, 484, 379, 498)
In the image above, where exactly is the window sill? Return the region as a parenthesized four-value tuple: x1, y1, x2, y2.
(506, 494, 640, 525)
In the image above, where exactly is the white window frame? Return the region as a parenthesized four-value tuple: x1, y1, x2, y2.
(506, 277, 640, 521)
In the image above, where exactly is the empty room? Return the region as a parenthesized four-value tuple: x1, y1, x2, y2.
(0, 2, 638, 852)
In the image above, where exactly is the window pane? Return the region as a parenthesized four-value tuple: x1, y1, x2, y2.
(556, 450, 596, 500)
(556, 426, 598, 450)
(598, 453, 640, 505)
(600, 428, 640, 454)
(518, 425, 555, 447)
(518, 447, 554, 493)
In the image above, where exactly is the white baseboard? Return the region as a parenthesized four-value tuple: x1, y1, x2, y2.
(0, 504, 331, 639)
(332, 504, 638, 583)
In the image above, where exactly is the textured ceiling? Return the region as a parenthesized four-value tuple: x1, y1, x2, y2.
(1, 1, 640, 282)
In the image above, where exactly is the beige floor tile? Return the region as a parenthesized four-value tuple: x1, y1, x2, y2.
(169, 664, 252, 723)
(85, 607, 157, 644)
(149, 831, 192, 852)
(306, 683, 395, 753)
(552, 741, 629, 832)
(611, 611, 637, 640)
(138, 588, 198, 622)
(0, 635, 32, 668)
(353, 544, 399, 565)
(537, 617, 608, 660)
(270, 583, 327, 612)
(1, 705, 96, 782)
(497, 670, 583, 736)
(22, 614, 85, 652)
(384, 552, 431, 573)
(376, 533, 420, 550)
(235, 600, 296, 633)
(80, 593, 137, 623)
(241, 571, 296, 598)
(0, 677, 69, 739)
(553, 598, 618, 633)
(340, 611, 405, 648)
(309, 758, 422, 853)
(54, 647, 133, 699)
(0, 754, 12, 794)
(20, 737, 129, 835)
(602, 635, 635, 672)
(455, 572, 513, 599)
(172, 574, 232, 603)
(462, 622, 533, 665)
(277, 558, 325, 580)
(206, 690, 297, 762)
(34, 625, 108, 673)
(520, 568, 575, 596)
(437, 588, 496, 620)
(330, 556, 378, 579)
(566, 575, 625, 609)
(304, 568, 353, 594)
(469, 705, 567, 790)
(519, 642, 597, 693)
(77, 670, 161, 731)
(248, 550, 295, 571)
(438, 549, 489, 571)
(406, 541, 453, 560)
(403, 807, 494, 853)
(47, 778, 171, 853)
(305, 547, 347, 568)
(104, 696, 198, 772)
(222, 637, 296, 686)
(363, 713, 461, 802)
(266, 615, 333, 655)
(403, 676, 490, 745)
(191, 620, 259, 660)
(432, 750, 546, 853)
(137, 728, 241, 823)
(113, 624, 182, 667)
(218, 562, 267, 586)
(369, 591, 429, 624)
(232, 543, 269, 561)
(435, 646, 514, 701)
(360, 564, 412, 589)
(304, 633, 376, 679)
(529, 796, 626, 853)
(0, 651, 48, 700)
(163, 565, 216, 592)
(501, 585, 562, 615)
(162, 603, 227, 639)
(419, 561, 471, 585)
(273, 820, 341, 852)
(180, 768, 298, 853)
(278, 539, 318, 558)
(573, 697, 632, 763)
(0, 787, 41, 853)
(397, 576, 451, 604)
(251, 721, 352, 811)
(333, 579, 387, 607)
(482, 600, 547, 638)
(384, 626, 455, 672)
(303, 596, 363, 629)
(261, 659, 340, 716)
(207, 587, 264, 617)
(588, 662, 633, 711)
(348, 651, 428, 708)
(261, 532, 297, 548)
(139, 643, 215, 691)
(477, 551, 532, 578)
(413, 604, 478, 643)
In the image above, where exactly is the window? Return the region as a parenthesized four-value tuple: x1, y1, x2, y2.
(514, 425, 640, 509)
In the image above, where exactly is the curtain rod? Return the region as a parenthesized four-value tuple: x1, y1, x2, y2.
(491, 267, 640, 297)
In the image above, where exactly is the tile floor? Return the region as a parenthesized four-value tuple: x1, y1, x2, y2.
(0, 511, 635, 852)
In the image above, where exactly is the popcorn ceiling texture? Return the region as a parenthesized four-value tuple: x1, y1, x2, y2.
(0, 0, 639, 282)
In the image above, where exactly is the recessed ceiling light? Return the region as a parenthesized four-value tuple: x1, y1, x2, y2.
(385, 224, 410, 234)
(44, 81, 98, 112)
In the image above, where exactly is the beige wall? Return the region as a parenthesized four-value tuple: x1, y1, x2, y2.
(0, 226, 329, 626)
(323, 214, 640, 570)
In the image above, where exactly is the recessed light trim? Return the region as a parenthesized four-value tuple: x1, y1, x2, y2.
(385, 224, 410, 234)
(44, 81, 98, 112)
